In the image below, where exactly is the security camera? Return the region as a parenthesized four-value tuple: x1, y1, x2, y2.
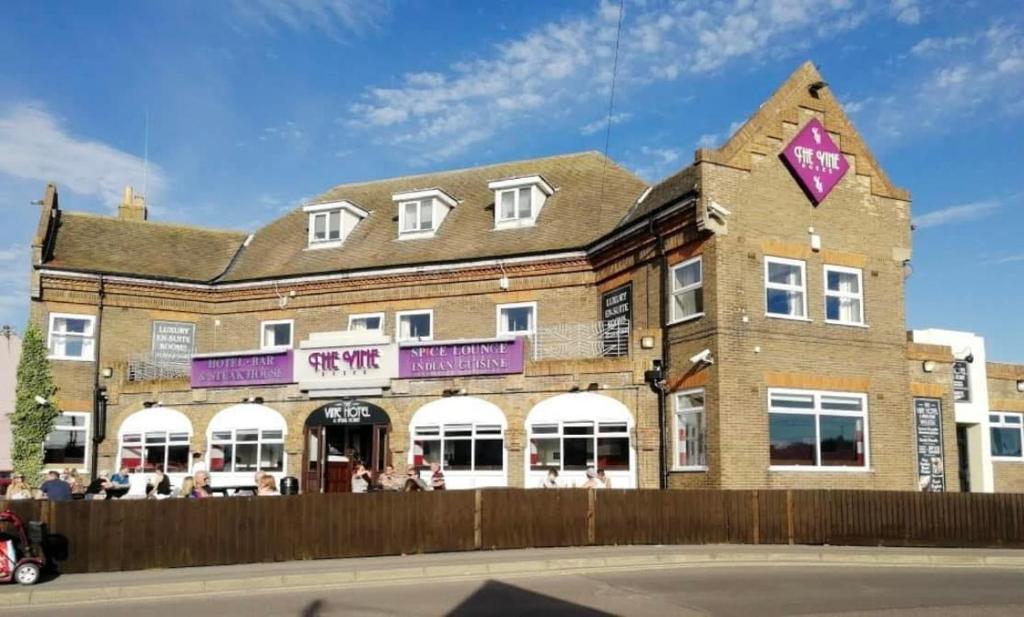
(34, 395, 48, 405)
(689, 349, 714, 365)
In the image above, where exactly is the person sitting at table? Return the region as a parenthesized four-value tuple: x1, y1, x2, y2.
(193, 470, 213, 498)
(403, 466, 428, 491)
(66, 468, 85, 496)
(351, 463, 372, 493)
(429, 461, 446, 491)
(178, 476, 197, 498)
(377, 465, 402, 491)
(148, 469, 172, 499)
(257, 474, 279, 496)
(84, 471, 110, 500)
(110, 466, 131, 489)
(5, 473, 32, 500)
(40, 470, 72, 502)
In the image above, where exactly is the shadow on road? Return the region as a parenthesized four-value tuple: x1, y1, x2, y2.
(446, 580, 614, 616)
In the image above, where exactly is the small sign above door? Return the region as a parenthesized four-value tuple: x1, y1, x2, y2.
(305, 400, 390, 427)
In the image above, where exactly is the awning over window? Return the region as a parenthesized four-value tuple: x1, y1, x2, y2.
(525, 393, 635, 427)
(118, 406, 193, 436)
(410, 397, 507, 428)
(208, 403, 287, 434)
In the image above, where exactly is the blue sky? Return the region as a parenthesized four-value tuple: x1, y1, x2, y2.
(0, 0, 1022, 360)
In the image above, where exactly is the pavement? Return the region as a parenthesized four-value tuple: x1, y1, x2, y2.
(2, 544, 1024, 615)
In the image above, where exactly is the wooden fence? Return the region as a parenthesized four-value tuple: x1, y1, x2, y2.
(2, 489, 1023, 574)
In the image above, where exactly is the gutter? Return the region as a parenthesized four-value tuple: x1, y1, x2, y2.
(648, 217, 670, 490)
(90, 275, 106, 478)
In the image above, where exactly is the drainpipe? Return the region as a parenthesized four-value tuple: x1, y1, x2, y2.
(648, 217, 670, 490)
(89, 275, 106, 478)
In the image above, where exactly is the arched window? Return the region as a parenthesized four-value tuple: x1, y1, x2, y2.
(409, 397, 507, 489)
(117, 407, 193, 474)
(206, 404, 287, 477)
(525, 393, 636, 488)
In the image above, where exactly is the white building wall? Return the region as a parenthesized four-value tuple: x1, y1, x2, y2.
(0, 329, 21, 470)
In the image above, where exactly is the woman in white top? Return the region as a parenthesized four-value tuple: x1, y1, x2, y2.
(351, 463, 371, 493)
(5, 474, 32, 500)
(541, 468, 560, 489)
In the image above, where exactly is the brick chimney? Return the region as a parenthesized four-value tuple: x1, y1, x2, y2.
(118, 185, 148, 221)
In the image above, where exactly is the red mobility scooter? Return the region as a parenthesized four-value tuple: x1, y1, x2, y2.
(0, 510, 47, 585)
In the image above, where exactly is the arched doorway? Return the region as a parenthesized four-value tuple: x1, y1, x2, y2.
(524, 393, 637, 488)
(408, 397, 508, 489)
(206, 403, 287, 487)
(302, 400, 391, 493)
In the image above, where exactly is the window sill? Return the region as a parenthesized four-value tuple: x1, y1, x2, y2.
(397, 230, 437, 241)
(305, 241, 344, 251)
(48, 355, 94, 362)
(260, 345, 293, 352)
(670, 466, 708, 473)
(769, 465, 872, 473)
(824, 320, 869, 328)
(493, 219, 537, 231)
(765, 314, 812, 322)
(668, 312, 705, 326)
(991, 457, 1024, 463)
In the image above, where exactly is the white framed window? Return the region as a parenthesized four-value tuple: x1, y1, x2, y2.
(118, 431, 191, 474)
(765, 257, 808, 319)
(396, 309, 433, 341)
(43, 412, 89, 469)
(489, 176, 553, 230)
(411, 424, 504, 472)
(47, 313, 96, 361)
(990, 413, 1023, 460)
(528, 421, 630, 472)
(670, 256, 703, 323)
(768, 389, 868, 470)
(260, 319, 293, 350)
(304, 201, 368, 249)
(348, 312, 384, 332)
(400, 199, 435, 234)
(497, 188, 533, 222)
(208, 428, 285, 473)
(673, 390, 707, 469)
(824, 265, 865, 326)
(496, 302, 536, 336)
(310, 209, 342, 244)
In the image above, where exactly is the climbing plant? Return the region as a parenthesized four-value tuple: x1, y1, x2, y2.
(11, 323, 59, 483)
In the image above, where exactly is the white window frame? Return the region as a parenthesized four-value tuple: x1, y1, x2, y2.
(669, 256, 704, 324)
(303, 201, 368, 250)
(207, 428, 287, 473)
(396, 309, 434, 342)
(764, 256, 809, 320)
(117, 430, 192, 474)
(495, 187, 534, 223)
(47, 312, 97, 361)
(42, 411, 90, 471)
(768, 388, 870, 471)
(308, 209, 342, 246)
(496, 301, 537, 337)
(823, 265, 866, 327)
(260, 319, 294, 350)
(990, 413, 1024, 461)
(399, 199, 436, 236)
(410, 424, 505, 472)
(348, 312, 385, 332)
(673, 389, 707, 471)
(527, 420, 632, 473)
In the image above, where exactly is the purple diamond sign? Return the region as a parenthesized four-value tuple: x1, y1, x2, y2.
(780, 118, 849, 205)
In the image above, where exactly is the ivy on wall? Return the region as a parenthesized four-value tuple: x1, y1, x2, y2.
(11, 323, 59, 483)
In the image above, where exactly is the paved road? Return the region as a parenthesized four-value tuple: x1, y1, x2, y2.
(11, 561, 1024, 616)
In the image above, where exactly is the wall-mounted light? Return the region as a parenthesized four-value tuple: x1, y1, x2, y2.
(101, 367, 114, 378)
(569, 385, 581, 393)
(142, 400, 162, 408)
(922, 360, 936, 373)
(587, 383, 600, 391)
(640, 336, 656, 350)
(1017, 380, 1024, 393)
(442, 388, 467, 397)
(242, 396, 264, 404)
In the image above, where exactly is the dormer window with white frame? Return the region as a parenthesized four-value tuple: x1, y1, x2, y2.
(303, 200, 368, 250)
(392, 188, 458, 240)
(488, 175, 554, 230)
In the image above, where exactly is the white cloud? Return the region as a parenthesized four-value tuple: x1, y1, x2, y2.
(911, 36, 971, 57)
(627, 146, 685, 182)
(230, 0, 387, 37)
(580, 112, 633, 136)
(890, 0, 921, 25)
(0, 103, 167, 209)
(342, 0, 885, 164)
(986, 254, 1024, 265)
(913, 200, 1000, 229)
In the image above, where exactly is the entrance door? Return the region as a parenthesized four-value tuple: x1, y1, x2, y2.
(956, 424, 971, 492)
(302, 400, 393, 493)
(302, 426, 326, 494)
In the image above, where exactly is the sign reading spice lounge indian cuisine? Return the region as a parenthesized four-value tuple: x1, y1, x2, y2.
(399, 338, 524, 378)
(914, 398, 946, 492)
(780, 118, 850, 205)
(191, 349, 294, 388)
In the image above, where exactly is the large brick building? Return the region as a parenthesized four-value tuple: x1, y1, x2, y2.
(26, 62, 1024, 493)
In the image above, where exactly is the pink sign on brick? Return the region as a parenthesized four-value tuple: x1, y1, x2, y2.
(780, 118, 849, 205)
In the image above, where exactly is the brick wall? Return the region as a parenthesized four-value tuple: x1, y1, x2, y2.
(988, 363, 1024, 492)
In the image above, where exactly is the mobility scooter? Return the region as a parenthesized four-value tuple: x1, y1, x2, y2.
(0, 510, 47, 585)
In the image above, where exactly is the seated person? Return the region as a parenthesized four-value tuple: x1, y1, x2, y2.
(40, 470, 72, 502)
(193, 471, 213, 497)
(147, 470, 172, 498)
(403, 466, 429, 491)
(84, 471, 110, 500)
(377, 465, 402, 491)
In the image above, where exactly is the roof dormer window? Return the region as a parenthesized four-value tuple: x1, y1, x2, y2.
(303, 201, 368, 250)
(392, 189, 457, 240)
(488, 175, 554, 230)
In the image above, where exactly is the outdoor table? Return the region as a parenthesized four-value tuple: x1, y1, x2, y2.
(106, 487, 130, 499)
(209, 485, 259, 496)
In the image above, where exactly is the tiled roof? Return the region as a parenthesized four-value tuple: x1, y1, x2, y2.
(618, 164, 699, 226)
(220, 151, 647, 282)
(46, 213, 248, 282)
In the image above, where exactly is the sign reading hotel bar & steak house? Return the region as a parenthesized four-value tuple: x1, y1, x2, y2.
(152, 321, 195, 365)
(952, 361, 971, 402)
(399, 338, 524, 379)
(305, 400, 389, 426)
(914, 398, 946, 492)
(191, 350, 294, 388)
(780, 118, 850, 205)
(601, 283, 631, 357)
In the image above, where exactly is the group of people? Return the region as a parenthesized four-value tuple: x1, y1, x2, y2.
(351, 461, 446, 493)
(541, 466, 613, 489)
(4, 467, 98, 501)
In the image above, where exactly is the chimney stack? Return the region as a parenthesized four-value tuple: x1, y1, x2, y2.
(118, 185, 148, 221)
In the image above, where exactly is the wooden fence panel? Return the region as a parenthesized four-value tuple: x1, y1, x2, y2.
(480, 489, 588, 549)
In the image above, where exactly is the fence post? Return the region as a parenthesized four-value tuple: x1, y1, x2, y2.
(786, 490, 795, 545)
(474, 490, 482, 550)
(587, 490, 596, 545)
(751, 490, 760, 545)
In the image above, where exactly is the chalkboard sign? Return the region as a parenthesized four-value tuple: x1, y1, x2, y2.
(601, 283, 631, 357)
(914, 398, 945, 492)
(151, 321, 195, 365)
(952, 361, 970, 402)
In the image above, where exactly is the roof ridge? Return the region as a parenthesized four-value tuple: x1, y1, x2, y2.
(62, 211, 249, 236)
(310, 150, 608, 201)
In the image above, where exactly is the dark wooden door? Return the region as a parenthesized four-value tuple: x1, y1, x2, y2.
(302, 426, 325, 494)
(325, 460, 351, 493)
